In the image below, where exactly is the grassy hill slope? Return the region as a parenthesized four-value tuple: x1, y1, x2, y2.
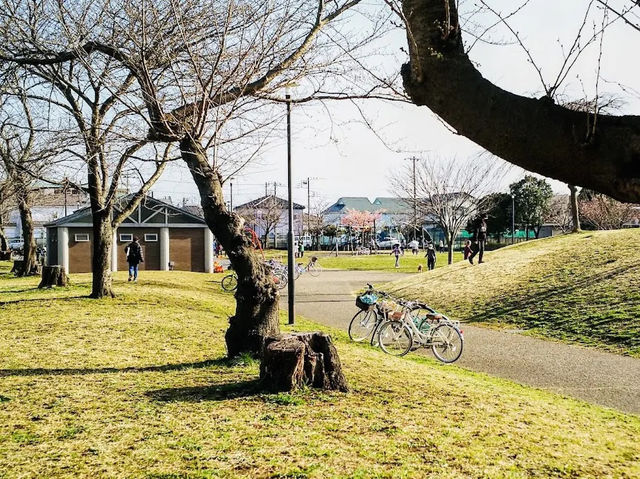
(388, 229, 640, 357)
(0, 265, 638, 477)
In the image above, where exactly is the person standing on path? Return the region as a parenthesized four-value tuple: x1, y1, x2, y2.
(438, 239, 444, 253)
(125, 236, 144, 282)
(425, 243, 437, 270)
(469, 214, 488, 264)
(298, 241, 304, 258)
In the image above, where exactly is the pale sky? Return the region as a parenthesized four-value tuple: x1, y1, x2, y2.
(150, 0, 640, 210)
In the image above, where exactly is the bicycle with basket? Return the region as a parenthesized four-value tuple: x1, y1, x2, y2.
(349, 284, 464, 363)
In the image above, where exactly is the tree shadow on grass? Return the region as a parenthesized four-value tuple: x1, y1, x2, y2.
(0, 295, 86, 306)
(0, 357, 234, 378)
(146, 378, 263, 402)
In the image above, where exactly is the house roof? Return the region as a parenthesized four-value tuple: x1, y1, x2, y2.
(371, 197, 412, 214)
(323, 197, 374, 214)
(44, 194, 206, 227)
(234, 195, 305, 211)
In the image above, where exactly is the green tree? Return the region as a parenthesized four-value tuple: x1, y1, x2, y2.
(510, 176, 553, 239)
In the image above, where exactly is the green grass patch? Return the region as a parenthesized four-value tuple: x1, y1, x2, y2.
(0, 263, 638, 477)
(259, 250, 463, 273)
(388, 230, 640, 357)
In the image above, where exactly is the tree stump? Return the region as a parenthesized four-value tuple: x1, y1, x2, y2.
(38, 265, 69, 288)
(260, 332, 348, 392)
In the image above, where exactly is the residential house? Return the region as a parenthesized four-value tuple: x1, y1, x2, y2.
(234, 195, 305, 247)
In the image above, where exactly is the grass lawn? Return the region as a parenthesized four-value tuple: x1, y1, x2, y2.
(0, 263, 639, 477)
(260, 250, 463, 273)
(388, 229, 640, 357)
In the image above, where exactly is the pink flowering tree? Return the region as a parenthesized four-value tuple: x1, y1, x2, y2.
(341, 209, 383, 245)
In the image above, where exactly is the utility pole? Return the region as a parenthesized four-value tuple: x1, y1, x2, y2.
(306, 177, 311, 234)
(63, 177, 69, 216)
(286, 93, 295, 325)
(265, 182, 268, 197)
(229, 177, 235, 211)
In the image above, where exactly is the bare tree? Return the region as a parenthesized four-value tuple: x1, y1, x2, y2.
(0, 169, 14, 252)
(579, 194, 636, 230)
(394, 0, 640, 203)
(0, 87, 56, 275)
(0, 0, 397, 355)
(545, 194, 573, 234)
(392, 157, 500, 264)
(2, 53, 170, 296)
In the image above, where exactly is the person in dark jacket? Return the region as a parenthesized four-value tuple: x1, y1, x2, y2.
(469, 214, 488, 264)
(425, 242, 437, 270)
(125, 236, 144, 282)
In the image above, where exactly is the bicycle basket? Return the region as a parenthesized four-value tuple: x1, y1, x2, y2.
(355, 293, 377, 311)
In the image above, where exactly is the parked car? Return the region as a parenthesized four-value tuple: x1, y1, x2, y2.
(8, 239, 24, 251)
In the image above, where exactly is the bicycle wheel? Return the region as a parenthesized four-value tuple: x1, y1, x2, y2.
(293, 265, 301, 280)
(431, 323, 464, 363)
(221, 273, 238, 292)
(307, 262, 322, 277)
(377, 320, 413, 357)
(348, 309, 377, 342)
(273, 271, 288, 290)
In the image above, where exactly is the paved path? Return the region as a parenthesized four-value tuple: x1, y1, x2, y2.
(282, 270, 640, 415)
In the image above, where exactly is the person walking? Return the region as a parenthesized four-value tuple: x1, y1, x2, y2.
(298, 241, 305, 258)
(469, 214, 488, 264)
(438, 239, 444, 253)
(391, 243, 402, 268)
(425, 242, 437, 270)
(408, 239, 419, 255)
(125, 236, 144, 282)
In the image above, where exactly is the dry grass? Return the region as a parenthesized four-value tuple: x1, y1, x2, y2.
(0, 264, 639, 478)
(387, 230, 640, 356)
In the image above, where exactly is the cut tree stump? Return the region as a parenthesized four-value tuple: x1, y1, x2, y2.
(260, 332, 348, 392)
(38, 265, 69, 288)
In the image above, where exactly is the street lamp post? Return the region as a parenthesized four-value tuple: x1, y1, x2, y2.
(511, 194, 515, 245)
(286, 94, 295, 325)
(229, 178, 234, 211)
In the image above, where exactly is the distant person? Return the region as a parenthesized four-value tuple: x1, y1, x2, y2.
(425, 242, 437, 270)
(391, 243, 402, 268)
(408, 239, 420, 255)
(463, 240, 473, 261)
(469, 214, 488, 264)
(298, 241, 304, 258)
(125, 236, 144, 282)
(438, 239, 444, 253)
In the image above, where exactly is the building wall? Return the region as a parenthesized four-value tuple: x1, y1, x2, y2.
(169, 228, 205, 272)
(68, 227, 94, 273)
(115, 228, 161, 271)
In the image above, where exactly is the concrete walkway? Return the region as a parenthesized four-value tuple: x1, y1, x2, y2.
(282, 270, 640, 415)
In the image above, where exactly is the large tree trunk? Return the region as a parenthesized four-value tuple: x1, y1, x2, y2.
(15, 193, 37, 276)
(90, 211, 114, 298)
(400, 0, 640, 203)
(180, 136, 280, 358)
(569, 185, 581, 233)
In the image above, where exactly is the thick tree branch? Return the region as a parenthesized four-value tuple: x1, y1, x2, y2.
(400, 0, 640, 203)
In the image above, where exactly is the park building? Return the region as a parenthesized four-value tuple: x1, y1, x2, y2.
(44, 196, 214, 274)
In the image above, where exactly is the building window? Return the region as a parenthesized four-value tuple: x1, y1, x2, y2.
(74, 234, 89, 242)
(119, 233, 133, 242)
(144, 233, 158, 242)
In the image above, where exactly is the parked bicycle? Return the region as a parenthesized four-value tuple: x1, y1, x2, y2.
(220, 261, 288, 293)
(293, 256, 322, 280)
(350, 284, 464, 363)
